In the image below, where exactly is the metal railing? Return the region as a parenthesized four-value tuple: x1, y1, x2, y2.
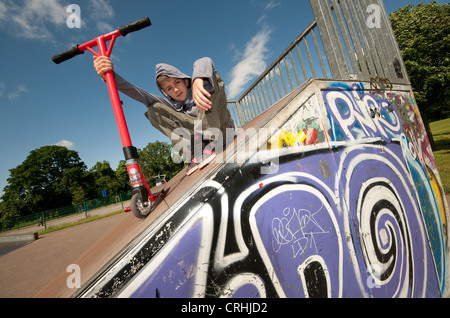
(311, 0, 408, 82)
(227, 20, 329, 128)
(227, 0, 409, 128)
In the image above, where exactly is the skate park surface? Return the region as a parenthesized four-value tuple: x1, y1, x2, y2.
(0, 202, 130, 297)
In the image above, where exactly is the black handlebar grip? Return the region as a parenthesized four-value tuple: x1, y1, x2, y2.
(51, 45, 84, 64)
(118, 17, 151, 37)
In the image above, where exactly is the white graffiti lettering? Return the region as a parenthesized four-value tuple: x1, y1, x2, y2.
(324, 84, 401, 142)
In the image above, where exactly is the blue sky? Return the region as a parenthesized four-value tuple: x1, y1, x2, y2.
(0, 0, 445, 198)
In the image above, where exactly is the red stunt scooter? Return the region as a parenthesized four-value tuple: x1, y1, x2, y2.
(52, 17, 164, 219)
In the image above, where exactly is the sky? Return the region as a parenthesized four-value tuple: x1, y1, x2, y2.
(0, 0, 446, 198)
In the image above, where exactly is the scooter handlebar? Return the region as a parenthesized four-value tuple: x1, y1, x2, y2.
(51, 45, 84, 64)
(51, 17, 151, 64)
(119, 16, 151, 37)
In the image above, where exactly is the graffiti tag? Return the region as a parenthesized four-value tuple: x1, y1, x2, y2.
(272, 206, 328, 259)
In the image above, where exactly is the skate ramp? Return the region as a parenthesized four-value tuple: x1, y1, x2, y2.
(36, 78, 449, 298)
(35, 78, 297, 298)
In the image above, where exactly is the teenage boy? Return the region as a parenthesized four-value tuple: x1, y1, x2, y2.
(93, 56, 234, 175)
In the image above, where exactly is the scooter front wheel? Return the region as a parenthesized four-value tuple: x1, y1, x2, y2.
(130, 192, 151, 219)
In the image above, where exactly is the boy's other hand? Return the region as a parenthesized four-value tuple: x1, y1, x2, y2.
(192, 78, 212, 111)
(93, 56, 114, 81)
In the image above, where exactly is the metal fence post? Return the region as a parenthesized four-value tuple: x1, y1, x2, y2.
(42, 212, 46, 230)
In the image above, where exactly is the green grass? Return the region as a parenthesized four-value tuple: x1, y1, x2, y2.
(37, 210, 124, 235)
(430, 118, 450, 193)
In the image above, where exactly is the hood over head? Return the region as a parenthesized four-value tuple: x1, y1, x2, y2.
(155, 63, 196, 114)
(155, 62, 202, 116)
(155, 63, 191, 95)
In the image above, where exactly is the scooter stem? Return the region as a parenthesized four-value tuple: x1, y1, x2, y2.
(101, 63, 132, 146)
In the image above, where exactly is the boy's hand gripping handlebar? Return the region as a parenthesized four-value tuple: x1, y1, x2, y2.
(52, 17, 159, 218)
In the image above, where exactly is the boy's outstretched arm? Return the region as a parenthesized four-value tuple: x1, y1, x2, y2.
(92, 55, 171, 109)
(192, 57, 216, 111)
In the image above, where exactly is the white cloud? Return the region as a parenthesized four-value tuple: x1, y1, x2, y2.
(0, 82, 5, 98)
(264, 0, 281, 11)
(96, 21, 114, 34)
(89, 0, 114, 19)
(0, 2, 7, 21)
(88, 0, 115, 33)
(0, 83, 29, 100)
(257, 14, 267, 25)
(227, 27, 272, 99)
(54, 139, 76, 150)
(0, 0, 115, 41)
(8, 84, 28, 100)
(0, 0, 66, 41)
(226, 0, 281, 99)
(258, 0, 281, 24)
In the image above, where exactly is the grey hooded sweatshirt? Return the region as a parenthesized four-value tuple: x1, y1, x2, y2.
(113, 57, 215, 118)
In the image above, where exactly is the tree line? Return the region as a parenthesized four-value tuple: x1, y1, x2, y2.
(0, 141, 183, 221)
(390, 2, 449, 122)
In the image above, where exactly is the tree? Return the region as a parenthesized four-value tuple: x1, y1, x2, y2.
(0, 142, 185, 222)
(138, 141, 184, 186)
(116, 160, 130, 193)
(0, 145, 89, 219)
(390, 2, 450, 121)
(71, 186, 89, 205)
(89, 161, 118, 197)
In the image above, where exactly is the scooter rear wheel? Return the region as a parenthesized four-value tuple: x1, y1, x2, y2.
(130, 192, 151, 219)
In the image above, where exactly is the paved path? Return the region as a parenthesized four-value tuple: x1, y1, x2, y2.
(0, 202, 130, 298)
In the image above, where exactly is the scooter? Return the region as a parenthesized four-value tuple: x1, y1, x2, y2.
(52, 17, 164, 219)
